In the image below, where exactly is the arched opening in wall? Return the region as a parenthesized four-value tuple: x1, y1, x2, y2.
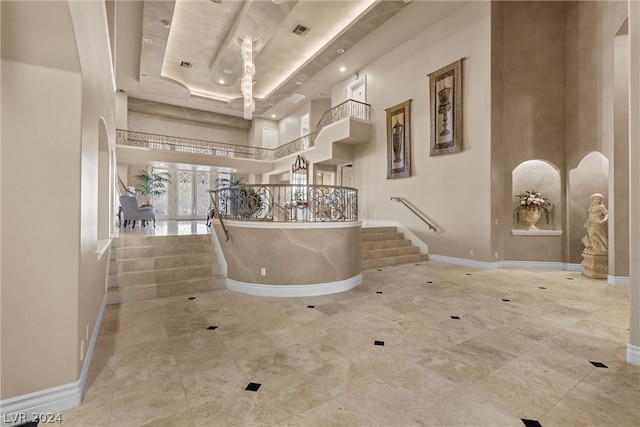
(97, 119, 111, 253)
(512, 160, 560, 231)
(568, 152, 609, 265)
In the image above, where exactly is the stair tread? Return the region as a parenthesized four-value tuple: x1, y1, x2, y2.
(108, 274, 226, 291)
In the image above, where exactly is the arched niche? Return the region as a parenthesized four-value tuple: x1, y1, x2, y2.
(568, 151, 609, 263)
(512, 160, 561, 231)
(97, 118, 111, 254)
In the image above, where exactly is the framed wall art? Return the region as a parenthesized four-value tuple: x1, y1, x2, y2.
(428, 59, 462, 156)
(386, 99, 411, 179)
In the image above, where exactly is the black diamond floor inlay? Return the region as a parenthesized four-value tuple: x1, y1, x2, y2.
(245, 382, 261, 392)
(187, 297, 196, 300)
(450, 315, 460, 320)
(376, 291, 383, 294)
(590, 361, 609, 368)
(307, 305, 315, 309)
(465, 273, 472, 276)
(502, 299, 511, 302)
(567, 277, 574, 280)
(374, 340, 385, 346)
(538, 286, 547, 289)
(207, 326, 218, 331)
(521, 419, 542, 427)
(377, 269, 382, 271)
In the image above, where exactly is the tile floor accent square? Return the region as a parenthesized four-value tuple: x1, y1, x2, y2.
(207, 326, 218, 330)
(450, 316, 460, 320)
(521, 419, 542, 427)
(590, 361, 609, 368)
(374, 340, 385, 346)
(245, 382, 261, 392)
(427, 281, 433, 283)
(539, 286, 547, 289)
(502, 299, 511, 302)
(307, 305, 315, 309)
(376, 291, 383, 294)
(187, 297, 196, 300)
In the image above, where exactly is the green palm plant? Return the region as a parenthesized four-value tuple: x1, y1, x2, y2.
(134, 169, 172, 204)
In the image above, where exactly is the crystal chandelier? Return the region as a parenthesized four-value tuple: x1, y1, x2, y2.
(241, 35, 255, 120)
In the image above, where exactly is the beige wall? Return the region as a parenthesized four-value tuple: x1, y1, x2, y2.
(128, 111, 249, 146)
(214, 222, 361, 285)
(335, 1, 493, 261)
(1, 0, 114, 400)
(493, 1, 567, 262)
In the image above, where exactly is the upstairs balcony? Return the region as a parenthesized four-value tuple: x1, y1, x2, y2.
(116, 99, 372, 172)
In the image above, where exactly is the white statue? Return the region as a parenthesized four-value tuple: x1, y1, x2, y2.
(582, 193, 608, 254)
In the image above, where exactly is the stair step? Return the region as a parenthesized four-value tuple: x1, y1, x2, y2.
(110, 242, 215, 259)
(106, 275, 226, 304)
(363, 246, 420, 260)
(361, 232, 404, 242)
(108, 264, 222, 288)
(362, 253, 428, 270)
(361, 227, 397, 234)
(110, 234, 212, 248)
(361, 239, 412, 251)
(109, 253, 216, 275)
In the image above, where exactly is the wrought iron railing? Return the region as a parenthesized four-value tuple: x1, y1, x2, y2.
(209, 184, 358, 223)
(116, 129, 276, 160)
(116, 99, 371, 161)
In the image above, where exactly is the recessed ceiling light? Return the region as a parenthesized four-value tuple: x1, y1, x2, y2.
(295, 81, 302, 86)
(218, 79, 225, 84)
(160, 20, 171, 28)
(339, 66, 346, 72)
(337, 48, 345, 54)
(271, 114, 276, 118)
(272, 0, 284, 4)
(143, 37, 153, 44)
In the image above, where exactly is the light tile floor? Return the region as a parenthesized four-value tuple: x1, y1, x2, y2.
(62, 223, 639, 426)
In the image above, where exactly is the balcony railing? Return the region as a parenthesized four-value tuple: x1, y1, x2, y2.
(116, 99, 371, 161)
(209, 184, 358, 223)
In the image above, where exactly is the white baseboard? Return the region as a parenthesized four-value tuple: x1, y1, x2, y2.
(627, 343, 640, 366)
(608, 275, 630, 286)
(0, 296, 107, 427)
(226, 273, 362, 297)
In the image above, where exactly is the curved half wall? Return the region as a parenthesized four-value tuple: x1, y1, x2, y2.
(211, 220, 362, 297)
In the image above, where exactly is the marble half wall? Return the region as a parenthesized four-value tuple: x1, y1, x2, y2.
(211, 221, 362, 295)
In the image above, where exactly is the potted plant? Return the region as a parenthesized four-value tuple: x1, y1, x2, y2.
(134, 169, 172, 206)
(514, 189, 553, 231)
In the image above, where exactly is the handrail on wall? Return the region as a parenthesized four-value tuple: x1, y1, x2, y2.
(390, 197, 437, 232)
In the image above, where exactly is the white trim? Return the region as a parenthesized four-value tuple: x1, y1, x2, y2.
(608, 275, 630, 286)
(565, 263, 583, 272)
(427, 255, 583, 272)
(222, 220, 362, 230)
(226, 273, 362, 297)
(627, 343, 640, 366)
(0, 296, 107, 427)
(511, 229, 563, 236)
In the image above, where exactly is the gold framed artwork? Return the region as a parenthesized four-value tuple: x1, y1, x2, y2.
(428, 59, 462, 156)
(386, 99, 411, 179)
